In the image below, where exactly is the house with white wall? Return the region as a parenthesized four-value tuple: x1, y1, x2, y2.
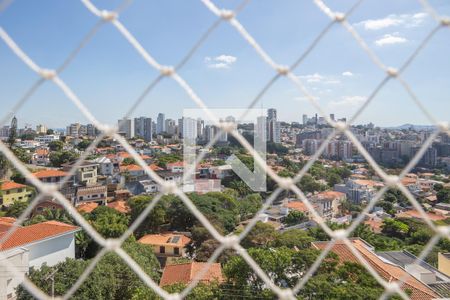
(0, 218, 80, 300)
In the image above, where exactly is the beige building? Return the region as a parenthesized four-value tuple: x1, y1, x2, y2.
(438, 253, 450, 277)
(138, 233, 191, 257)
(63, 161, 98, 186)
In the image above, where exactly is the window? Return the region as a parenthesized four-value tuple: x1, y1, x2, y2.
(174, 247, 179, 255)
(159, 246, 165, 254)
(17, 188, 23, 192)
(79, 196, 84, 201)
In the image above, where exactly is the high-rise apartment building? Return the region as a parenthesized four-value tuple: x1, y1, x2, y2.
(156, 113, 165, 134)
(118, 118, 132, 138)
(36, 124, 47, 134)
(165, 119, 176, 135)
(134, 117, 152, 142)
(267, 108, 281, 144)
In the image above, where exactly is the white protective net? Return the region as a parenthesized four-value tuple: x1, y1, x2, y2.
(0, 0, 450, 299)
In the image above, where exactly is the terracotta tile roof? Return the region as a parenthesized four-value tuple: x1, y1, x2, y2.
(285, 201, 313, 213)
(117, 152, 151, 160)
(160, 262, 223, 287)
(364, 218, 383, 233)
(0, 218, 16, 233)
(138, 233, 191, 248)
(77, 185, 107, 197)
(107, 200, 130, 213)
(35, 148, 49, 156)
(312, 239, 438, 300)
(0, 181, 27, 191)
(0, 217, 16, 224)
(120, 164, 143, 172)
(32, 169, 68, 178)
(149, 164, 164, 171)
(396, 210, 447, 221)
(353, 179, 384, 188)
(167, 161, 184, 168)
(77, 202, 99, 213)
(0, 221, 80, 251)
(401, 177, 418, 186)
(316, 191, 346, 200)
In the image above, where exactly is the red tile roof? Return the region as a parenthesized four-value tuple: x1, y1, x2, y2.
(0, 217, 16, 233)
(285, 201, 314, 213)
(32, 169, 68, 178)
(149, 164, 164, 171)
(160, 262, 223, 287)
(396, 210, 447, 221)
(316, 191, 346, 200)
(0, 181, 27, 191)
(77, 202, 99, 213)
(0, 221, 80, 251)
(119, 164, 143, 172)
(139, 233, 191, 248)
(167, 161, 184, 168)
(312, 239, 438, 300)
(107, 200, 130, 214)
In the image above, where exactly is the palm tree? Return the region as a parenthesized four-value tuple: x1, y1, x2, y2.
(75, 231, 91, 259)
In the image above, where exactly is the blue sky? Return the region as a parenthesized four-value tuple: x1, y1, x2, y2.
(1, 0, 449, 128)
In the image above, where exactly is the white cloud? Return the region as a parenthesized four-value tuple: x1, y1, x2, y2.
(375, 33, 407, 46)
(355, 13, 428, 30)
(204, 55, 237, 69)
(342, 71, 354, 77)
(328, 96, 366, 109)
(294, 96, 320, 102)
(298, 73, 340, 84)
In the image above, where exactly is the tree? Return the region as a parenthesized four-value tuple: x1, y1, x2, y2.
(284, 210, 307, 226)
(49, 150, 79, 167)
(76, 139, 92, 151)
(271, 229, 314, 249)
(17, 239, 160, 300)
(436, 187, 450, 203)
(381, 218, 409, 239)
(224, 247, 324, 292)
(0, 153, 9, 178)
(5, 200, 29, 218)
(121, 157, 136, 166)
(89, 206, 129, 238)
(48, 140, 64, 151)
(46, 129, 55, 135)
(12, 147, 31, 164)
(238, 193, 262, 221)
(128, 195, 168, 237)
(241, 222, 278, 248)
(25, 208, 74, 226)
(297, 174, 326, 193)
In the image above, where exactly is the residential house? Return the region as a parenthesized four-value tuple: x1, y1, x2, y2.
(91, 156, 118, 176)
(138, 233, 191, 257)
(378, 250, 450, 298)
(312, 238, 439, 300)
(75, 185, 107, 206)
(159, 262, 223, 287)
(335, 179, 383, 204)
(62, 161, 98, 186)
(0, 181, 33, 207)
(120, 164, 145, 182)
(310, 191, 346, 220)
(0, 220, 80, 300)
(166, 161, 184, 173)
(31, 169, 70, 184)
(31, 148, 50, 166)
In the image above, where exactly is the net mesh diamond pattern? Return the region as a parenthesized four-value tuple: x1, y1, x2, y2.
(0, 0, 449, 299)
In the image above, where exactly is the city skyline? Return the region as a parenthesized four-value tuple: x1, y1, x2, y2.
(1, 0, 450, 128)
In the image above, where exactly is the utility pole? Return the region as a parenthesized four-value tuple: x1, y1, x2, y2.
(44, 268, 58, 300)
